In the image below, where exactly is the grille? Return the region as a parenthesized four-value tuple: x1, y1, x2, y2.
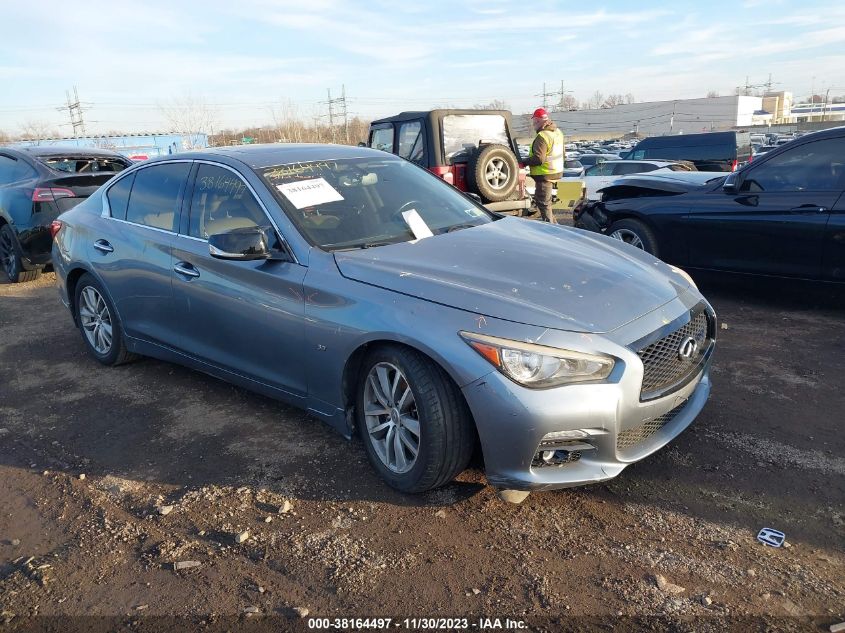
(617, 402, 686, 451)
(638, 310, 710, 399)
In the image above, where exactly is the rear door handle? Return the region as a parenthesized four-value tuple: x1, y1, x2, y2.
(790, 204, 829, 213)
(93, 239, 114, 253)
(173, 261, 200, 278)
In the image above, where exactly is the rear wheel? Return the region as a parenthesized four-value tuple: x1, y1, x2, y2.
(607, 218, 660, 256)
(466, 144, 519, 203)
(0, 224, 40, 283)
(74, 273, 137, 365)
(357, 345, 475, 493)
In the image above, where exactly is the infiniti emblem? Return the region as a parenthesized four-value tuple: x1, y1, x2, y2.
(678, 336, 698, 360)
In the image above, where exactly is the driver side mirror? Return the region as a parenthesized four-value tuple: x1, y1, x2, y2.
(208, 227, 271, 261)
(723, 171, 741, 193)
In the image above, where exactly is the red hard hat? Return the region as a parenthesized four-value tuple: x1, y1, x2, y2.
(532, 108, 549, 119)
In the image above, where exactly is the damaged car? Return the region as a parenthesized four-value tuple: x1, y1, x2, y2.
(574, 126, 845, 282)
(52, 144, 715, 499)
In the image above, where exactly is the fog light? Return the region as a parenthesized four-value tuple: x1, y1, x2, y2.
(533, 449, 582, 468)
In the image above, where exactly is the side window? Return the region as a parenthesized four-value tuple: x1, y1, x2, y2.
(397, 121, 425, 164)
(588, 163, 611, 176)
(107, 173, 136, 220)
(370, 126, 394, 152)
(12, 159, 37, 181)
(741, 138, 845, 193)
(125, 162, 190, 231)
(0, 155, 17, 185)
(612, 163, 646, 176)
(188, 164, 268, 239)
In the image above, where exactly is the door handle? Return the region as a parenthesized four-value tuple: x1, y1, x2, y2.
(790, 204, 829, 213)
(173, 261, 200, 278)
(93, 239, 114, 253)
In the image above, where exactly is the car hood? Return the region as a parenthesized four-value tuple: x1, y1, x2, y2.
(333, 217, 691, 333)
(599, 171, 725, 194)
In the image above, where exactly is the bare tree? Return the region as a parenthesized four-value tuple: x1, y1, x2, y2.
(160, 94, 217, 149)
(602, 94, 626, 108)
(588, 91, 604, 109)
(706, 90, 720, 98)
(624, 93, 636, 104)
(19, 120, 59, 142)
(560, 94, 579, 111)
(473, 99, 511, 111)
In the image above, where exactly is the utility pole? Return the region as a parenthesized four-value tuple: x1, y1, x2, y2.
(60, 86, 86, 138)
(323, 86, 349, 144)
(535, 81, 569, 111)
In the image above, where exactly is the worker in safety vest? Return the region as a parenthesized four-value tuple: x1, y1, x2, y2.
(523, 108, 564, 224)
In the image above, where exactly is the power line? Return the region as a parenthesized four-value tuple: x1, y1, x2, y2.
(321, 85, 349, 144)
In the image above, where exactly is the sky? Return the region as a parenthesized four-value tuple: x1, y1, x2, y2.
(1, 0, 844, 135)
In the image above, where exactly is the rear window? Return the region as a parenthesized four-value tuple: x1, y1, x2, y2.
(40, 156, 129, 174)
(442, 115, 509, 162)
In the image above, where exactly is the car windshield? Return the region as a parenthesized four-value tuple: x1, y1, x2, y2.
(40, 156, 129, 173)
(260, 156, 495, 251)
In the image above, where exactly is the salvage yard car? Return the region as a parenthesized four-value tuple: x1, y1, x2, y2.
(575, 126, 845, 282)
(52, 144, 715, 497)
(0, 146, 130, 282)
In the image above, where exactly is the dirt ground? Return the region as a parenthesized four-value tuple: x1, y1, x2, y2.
(0, 265, 843, 633)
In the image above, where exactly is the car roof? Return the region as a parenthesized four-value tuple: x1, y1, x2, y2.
(370, 109, 513, 125)
(163, 143, 390, 169)
(13, 145, 128, 158)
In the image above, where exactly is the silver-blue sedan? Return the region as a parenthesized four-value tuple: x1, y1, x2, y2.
(51, 144, 715, 499)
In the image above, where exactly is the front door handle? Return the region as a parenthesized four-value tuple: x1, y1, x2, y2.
(173, 261, 200, 278)
(790, 204, 829, 214)
(93, 239, 114, 253)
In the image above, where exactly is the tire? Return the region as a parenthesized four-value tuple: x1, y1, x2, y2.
(356, 345, 475, 493)
(0, 224, 40, 283)
(74, 273, 137, 366)
(607, 218, 660, 257)
(466, 144, 519, 203)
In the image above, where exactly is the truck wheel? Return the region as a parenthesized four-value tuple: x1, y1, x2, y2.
(467, 144, 519, 203)
(607, 219, 660, 257)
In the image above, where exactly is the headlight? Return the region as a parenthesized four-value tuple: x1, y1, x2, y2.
(460, 332, 614, 388)
(670, 266, 697, 290)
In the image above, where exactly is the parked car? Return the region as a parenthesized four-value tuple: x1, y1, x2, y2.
(52, 144, 715, 496)
(577, 153, 620, 168)
(627, 131, 751, 171)
(0, 146, 130, 282)
(563, 159, 585, 178)
(574, 126, 845, 281)
(368, 109, 529, 214)
(578, 159, 696, 199)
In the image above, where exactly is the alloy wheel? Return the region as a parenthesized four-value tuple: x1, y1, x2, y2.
(485, 158, 510, 190)
(363, 362, 421, 474)
(609, 228, 645, 250)
(79, 286, 113, 355)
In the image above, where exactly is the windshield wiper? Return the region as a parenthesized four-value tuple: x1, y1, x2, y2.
(330, 240, 398, 251)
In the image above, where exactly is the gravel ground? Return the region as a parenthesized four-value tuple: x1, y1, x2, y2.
(0, 266, 843, 633)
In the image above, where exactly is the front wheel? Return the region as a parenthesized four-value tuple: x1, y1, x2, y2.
(356, 345, 475, 493)
(607, 218, 660, 256)
(74, 273, 137, 366)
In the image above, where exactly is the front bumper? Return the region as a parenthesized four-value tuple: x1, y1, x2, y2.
(461, 296, 714, 491)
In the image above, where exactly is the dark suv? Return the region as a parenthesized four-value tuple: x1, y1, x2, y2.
(625, 131, 751, 172)
(0, 146, 130, 282)
(368, 109, 530, 213)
